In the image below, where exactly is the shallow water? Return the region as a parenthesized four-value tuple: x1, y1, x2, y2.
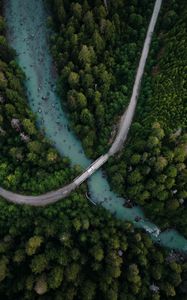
(4, 0, 187, 252)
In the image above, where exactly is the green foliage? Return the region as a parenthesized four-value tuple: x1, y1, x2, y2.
(107, 122, 187, 236)
(48, 0, 155, 157)
(139, 3, 187, 132)
(106, 0, 187, 237)
(0, 27, 80, 194)
(26, 236, 43, 256)
(0, 195, 185, 299)
(0, 1, 186, 299)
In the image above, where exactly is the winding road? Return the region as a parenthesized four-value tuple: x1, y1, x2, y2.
(0, 0, 162, 206)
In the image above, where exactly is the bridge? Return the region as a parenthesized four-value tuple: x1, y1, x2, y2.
(73, 154, 109, 186)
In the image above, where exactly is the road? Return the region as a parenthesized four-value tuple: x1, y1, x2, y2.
(0, 154, 109, 206)
(0, 0, 162, 206)
(109, 0, 162, 155)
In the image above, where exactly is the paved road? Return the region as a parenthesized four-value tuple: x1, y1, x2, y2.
(0, 0, 162, 206)
(103, 0, 108, 10)
(0, 154, 109, 206)
(109, 0, 162, 155)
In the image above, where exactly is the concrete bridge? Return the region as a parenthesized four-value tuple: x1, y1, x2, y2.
(73, 154, 109, 186)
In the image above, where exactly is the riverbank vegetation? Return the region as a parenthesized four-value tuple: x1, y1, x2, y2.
(47, 0, 155, 158)
(107, 0, 187, 236)
(0, 195, 187, 299)
(107, 123, 187, 236)
(0, 1, 81, 194)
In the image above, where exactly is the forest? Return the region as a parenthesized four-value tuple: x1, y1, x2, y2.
(0, 0, 187, 299)
(47, 0, 155, 158)
(0, 1, 85, 194)
(0, 194, 187, 299)
(106, 0, 187, 238)
(46, 0, 187, 238)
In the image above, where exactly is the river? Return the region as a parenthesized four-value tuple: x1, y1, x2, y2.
(3, 0, 187, 252)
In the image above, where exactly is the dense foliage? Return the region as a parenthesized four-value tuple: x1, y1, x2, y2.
(139, 2, 187, 131)
(107, 0, 187, 236)
(0, 2, 81, 194)
(107, 122, 187, 236)
(0, 195, 187, 299)
(0, 0, 187, 299)
(47, 0, 155, 157)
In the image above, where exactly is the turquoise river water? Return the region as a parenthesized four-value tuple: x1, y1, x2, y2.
(4, 0, 187, 251)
